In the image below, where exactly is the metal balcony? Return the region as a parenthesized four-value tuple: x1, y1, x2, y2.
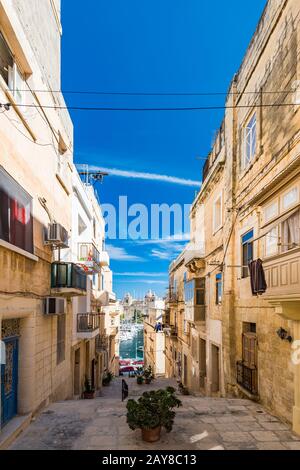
(237, 361, 258, 396)
(78, 242, 101, 273)
(166, 288, 179, 305)
(164, 325, 178, 338)
(96, 334, 109, 352)
(77, 313, 100, 339)
(51, 262, 86, 297)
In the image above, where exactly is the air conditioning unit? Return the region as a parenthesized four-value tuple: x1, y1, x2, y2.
(43, 297, 65, 315)
(45, 223, 69, 248)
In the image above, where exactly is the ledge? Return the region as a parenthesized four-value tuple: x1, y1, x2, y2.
(0, 413, 32, 450)
(0, 239, 38, 262)
(236, 383, 260, 402)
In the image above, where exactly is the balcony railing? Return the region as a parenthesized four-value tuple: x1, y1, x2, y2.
(166, 288, 179, 304)
(51, 262, 86, 292)
(78, 243, 101, 273)
(77, 313, 100, 333)
(164, 325, 178, 337)
(237, 361, 258, 396)
(96, 334, 109, 352)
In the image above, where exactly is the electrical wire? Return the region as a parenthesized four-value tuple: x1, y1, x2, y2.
(1, 101, 299, 112)
(2, 111, 56, 147)
(5, 88, 299, 97)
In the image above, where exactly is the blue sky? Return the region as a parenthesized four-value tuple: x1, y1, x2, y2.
(61, 0, 266, 299)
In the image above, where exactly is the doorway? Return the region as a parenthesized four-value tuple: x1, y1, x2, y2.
(211, 344, 220, 393)
(1, 337, 19, 426)
(199, 338, 206, 389)
(91, 359, 96, 390)
(74, 348, 80, 396)
(183, 354, 188, 386)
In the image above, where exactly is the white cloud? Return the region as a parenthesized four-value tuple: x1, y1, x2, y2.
(77, 164, 201, 188)
(106, 244, 144, 261)
(134, 232, 190, 246)
(151, 242, 186, 260)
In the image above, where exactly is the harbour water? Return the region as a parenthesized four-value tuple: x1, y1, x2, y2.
(120, 327, 144, 361)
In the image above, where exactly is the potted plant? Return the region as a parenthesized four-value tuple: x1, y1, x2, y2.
(143, 366, 153, 384)
(102, 371, 113, 386)
(83, 376, 95, 399)
(136, 374, 144, 385)
(126, 387, 182, 442)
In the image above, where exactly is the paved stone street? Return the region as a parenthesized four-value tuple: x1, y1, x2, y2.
(10, 378, 300, 450)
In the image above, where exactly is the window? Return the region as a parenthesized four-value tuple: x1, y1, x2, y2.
(265, 226, 279, 256)
(213, 193, 222, 233)
(78, 214, 87, 236)
(0, 166, 33, 253)
(241, 230, 254, 278)
(0, 31, 13, 86)
(93, 218, 96, 239)
(292, 80, 300, 105)
(282, 187, 299, 211)
(216, 273, 222, 305)
(281, 209, 300, 253)
(184, 279, 194, 303)
(195, 278, 205, 306)
(57, 314, 66, 365)
(264, 201, 278, 223)
(183, 319, 189, 335)
(0, 32, 25, 105)
(243, 113, 257, 168)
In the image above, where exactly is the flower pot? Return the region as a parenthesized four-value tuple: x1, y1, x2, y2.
(141, 426, 161, 443)
(145, 378, 151, 384)
(83, 390, 95, 399)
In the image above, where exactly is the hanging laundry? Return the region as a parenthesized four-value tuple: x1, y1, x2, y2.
(248, 259, 267, 295)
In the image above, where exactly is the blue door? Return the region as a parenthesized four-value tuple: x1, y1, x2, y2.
(1, 337, 19, 426)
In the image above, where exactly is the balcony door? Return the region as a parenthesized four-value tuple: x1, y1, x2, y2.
(73, 348, 80, 396)
(242, 330, 258, 394)
(242, 332, 257, 368)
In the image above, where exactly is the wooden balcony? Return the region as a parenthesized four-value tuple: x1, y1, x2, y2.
(185, 305, 206, 323)
(263, 249, 300, 320)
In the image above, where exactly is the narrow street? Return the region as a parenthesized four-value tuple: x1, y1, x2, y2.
(10, 378, 300, 451)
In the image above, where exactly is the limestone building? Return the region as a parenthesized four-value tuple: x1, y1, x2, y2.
(0, 0, 74, 439)
(166, 0, 300, 435)
(0, 1, 118, 446)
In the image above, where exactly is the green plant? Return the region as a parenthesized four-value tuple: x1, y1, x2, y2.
(126, 387, 182, 432)
(137, 375, 144, 384)
(143, 366, 153, 380)
(102, 371, 113, 386)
